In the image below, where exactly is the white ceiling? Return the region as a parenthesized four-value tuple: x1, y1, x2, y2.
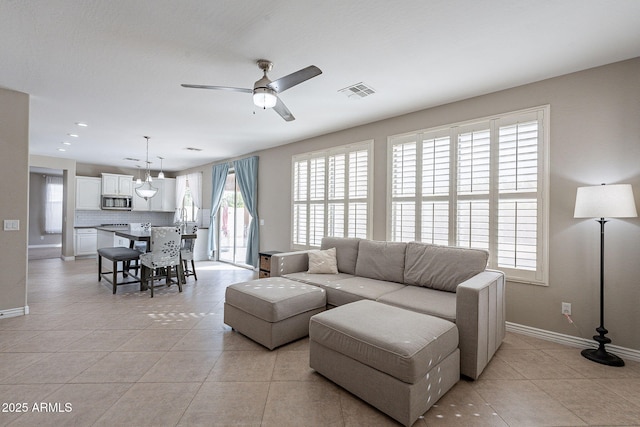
(2, 0, 639, 172)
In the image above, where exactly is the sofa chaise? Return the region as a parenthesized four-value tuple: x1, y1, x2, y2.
(269, 237, 506, 380)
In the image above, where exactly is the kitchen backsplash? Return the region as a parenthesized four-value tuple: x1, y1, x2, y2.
(75, 210, 175, 227)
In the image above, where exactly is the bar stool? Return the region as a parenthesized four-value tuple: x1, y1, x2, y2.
(97, 247, 142, 294)
(181, 224, 198, 282)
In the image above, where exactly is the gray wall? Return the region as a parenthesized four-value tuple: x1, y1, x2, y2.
(200, 58, 640, 350)
(0, 87, 29, 312)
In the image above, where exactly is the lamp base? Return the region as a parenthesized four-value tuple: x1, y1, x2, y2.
(581, 347, 624, 367)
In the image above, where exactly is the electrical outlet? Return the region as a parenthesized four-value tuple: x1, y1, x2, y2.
(562, 302, 571, 315)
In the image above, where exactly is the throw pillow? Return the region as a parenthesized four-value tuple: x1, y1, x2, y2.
(307, 247, 339, 274)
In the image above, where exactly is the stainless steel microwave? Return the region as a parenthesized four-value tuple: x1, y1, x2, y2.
(101, 195, 132, 210)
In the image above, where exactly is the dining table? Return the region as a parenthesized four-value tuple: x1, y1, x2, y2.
(115, 228, 197, 290)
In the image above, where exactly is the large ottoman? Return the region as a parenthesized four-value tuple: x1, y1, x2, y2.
(309, 300, 459, 427)
(224, 277, 326, 350)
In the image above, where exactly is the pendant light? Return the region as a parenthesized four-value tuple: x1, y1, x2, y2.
(157, 156, 165, 179)
(135, 136, 158, 200)
(135, 165, 142, 185)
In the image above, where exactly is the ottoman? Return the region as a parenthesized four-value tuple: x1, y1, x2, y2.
(224, 277, 326, 350)
(309, 300, 459, 427)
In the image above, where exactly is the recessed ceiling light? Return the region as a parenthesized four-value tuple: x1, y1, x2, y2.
(75, 122, 88, 127)
(62, 141, 71, 145)
(67, 133, 79, 138)
(57, 148, 66, 152)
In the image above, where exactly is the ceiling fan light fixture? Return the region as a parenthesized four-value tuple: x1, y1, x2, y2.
(253, 87, 277, 109)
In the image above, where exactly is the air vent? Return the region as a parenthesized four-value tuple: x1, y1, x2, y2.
(124, 157, 140, 162)
(339, 82, 376, 99)
(185, 147, 203, 152)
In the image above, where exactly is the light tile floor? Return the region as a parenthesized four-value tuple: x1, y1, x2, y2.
(1, 258, 639, 426)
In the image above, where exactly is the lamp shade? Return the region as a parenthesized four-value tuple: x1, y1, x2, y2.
(135, 180, 158, 201)
(574, 184, 637, 219)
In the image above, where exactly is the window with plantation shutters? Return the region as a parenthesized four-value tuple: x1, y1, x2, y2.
(388, 106, 549, 285)
(292, 141, 373, 249)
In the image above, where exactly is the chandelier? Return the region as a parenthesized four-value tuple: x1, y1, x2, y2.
(135, 136, 158, 200)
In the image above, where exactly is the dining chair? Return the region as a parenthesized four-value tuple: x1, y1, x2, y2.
(181, 224, 198, 282)
(139, 226, 183, 297)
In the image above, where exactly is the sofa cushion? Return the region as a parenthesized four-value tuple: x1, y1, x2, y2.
(404, 242, 488, 292)
(307, 247, 338, 274)
(319, 276, 406, 307)
(377, 286, 457, 322)
(284, 272, 355, 288)
(355, 240, 406, 284)
(321, 237, 360, 274)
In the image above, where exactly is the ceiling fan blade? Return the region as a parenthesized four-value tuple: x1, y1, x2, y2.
(181, 84, 252, 93)
(267, 65, 322, 93)
(273, 98, 295, 122)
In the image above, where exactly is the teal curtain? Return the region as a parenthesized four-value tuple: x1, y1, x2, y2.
(233, 156, 259, 267)
(208, 162, 230, 258)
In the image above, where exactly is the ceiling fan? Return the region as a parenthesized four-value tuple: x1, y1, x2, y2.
(181, 59, 322, 122)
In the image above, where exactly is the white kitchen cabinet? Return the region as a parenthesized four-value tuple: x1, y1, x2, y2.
(149, 179, 165, 212)
(97, 229, 130, 249)
(162, 178, 176, 212)
(75, 228, 97, 256)
(75, 177, 101, 210)
(102, 173, 134, 196)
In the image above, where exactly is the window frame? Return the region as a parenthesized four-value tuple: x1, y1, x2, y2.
(291, 140, 373, 250)
(387, 106, 550, 286)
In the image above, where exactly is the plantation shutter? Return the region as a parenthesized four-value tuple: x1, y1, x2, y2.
(292, 159, 309, 246)
(421, 133, 450, 245)
(388, 106, 548, 285)
(495, 111, 542, 277)
(292, 141, 372, 249)
(456, 125, 491, 250)
(348, 148, 369, 238)
(390, 137, 417, 242)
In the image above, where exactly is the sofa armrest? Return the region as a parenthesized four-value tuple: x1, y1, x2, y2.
(270, 251, 311, 277)
(456, 269, 506, 380)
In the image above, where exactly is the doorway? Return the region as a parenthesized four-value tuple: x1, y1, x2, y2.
(28, 167, 63, 260)
(218, 170, 251, 267)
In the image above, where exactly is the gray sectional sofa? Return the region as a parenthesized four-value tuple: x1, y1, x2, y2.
(270, 237, 506, 380)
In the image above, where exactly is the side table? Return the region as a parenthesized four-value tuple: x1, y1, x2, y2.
(259, 251, 282, 278)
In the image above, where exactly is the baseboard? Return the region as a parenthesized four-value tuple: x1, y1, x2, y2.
(506, 322, 640, 363)
(0, 306, 30, 320)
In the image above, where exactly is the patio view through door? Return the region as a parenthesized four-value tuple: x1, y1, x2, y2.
(218, 170, 250, 267)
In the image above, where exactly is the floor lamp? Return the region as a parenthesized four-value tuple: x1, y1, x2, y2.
(574, 183, 637, 366)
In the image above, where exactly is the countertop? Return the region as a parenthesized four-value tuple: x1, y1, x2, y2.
(75, 225, 208, 231)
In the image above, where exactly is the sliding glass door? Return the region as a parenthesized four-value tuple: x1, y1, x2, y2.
(218, 171, 250, 266)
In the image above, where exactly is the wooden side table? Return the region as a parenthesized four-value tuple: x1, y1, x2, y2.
(259, 251, 282, 278)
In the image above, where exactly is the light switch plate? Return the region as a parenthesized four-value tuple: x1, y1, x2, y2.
(3, 220, 20, 231)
